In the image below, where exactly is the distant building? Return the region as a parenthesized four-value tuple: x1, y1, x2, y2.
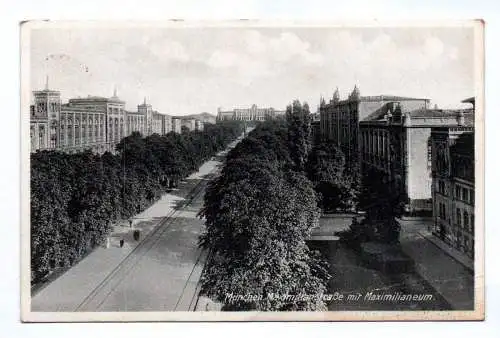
(162, 114, 172, 135)
(182, 118, 196, 131)
(195, 113, 216, 125)
(30, 84, 171, 153)
(171, 118, 182, 133)
(217, 104, 285, 121)
(359, 101, 474, 213)
(195, 119, 204, 131)
(57, 89, 126, 153)
(430, 98, 475, 258)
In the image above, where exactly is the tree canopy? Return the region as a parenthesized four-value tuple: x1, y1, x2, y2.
(30, 121, 243, 284)
(199, 119, 330, 311)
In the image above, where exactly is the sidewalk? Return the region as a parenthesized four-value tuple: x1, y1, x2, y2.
(31, 181, 199, 311)
(31, 140, 241, 312)
(418, 230, 474, 271)
(399, 221, 475, 310)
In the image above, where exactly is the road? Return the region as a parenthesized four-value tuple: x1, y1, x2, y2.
(310, 217, 473, 310)
(32, 136, 243, 312)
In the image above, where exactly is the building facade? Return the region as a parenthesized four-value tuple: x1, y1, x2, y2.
(171, 118, 182, 134)
(30, 86, 176, 153)
(195, 119, 204, 131)
(217, 104, 285, 121)
(162, 114, 172, 135)
(430, 99, 475, 258)
(319, 86, 430, 167)
(30, 79, 60, 151)
(359, 102, 474, 213)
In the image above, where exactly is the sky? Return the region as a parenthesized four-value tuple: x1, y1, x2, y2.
(29, 24, 476, 115)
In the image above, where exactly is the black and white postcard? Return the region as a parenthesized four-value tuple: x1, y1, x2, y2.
(20, 20, 484, 321)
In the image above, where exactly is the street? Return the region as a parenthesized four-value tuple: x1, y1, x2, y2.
(309, 217, 474, 310)
(31, 137, 243, 312)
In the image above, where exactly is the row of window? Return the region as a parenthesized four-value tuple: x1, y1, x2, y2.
(437, 201, 475, 233)
(438, 202, 447, 220)
(437, 180, 446, 195)
(437, 181, 474, 205)
(456, 207, 474, 234)
(455, 185, 475, 204)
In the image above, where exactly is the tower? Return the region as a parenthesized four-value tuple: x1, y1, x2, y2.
(32, 76, 61, 149)
(350, 85, 360, 101)
(320, 95, 326, 108)
(333, 87, 340, 103)
(33, 76, 61, 118)
(138, 97, 153, 135)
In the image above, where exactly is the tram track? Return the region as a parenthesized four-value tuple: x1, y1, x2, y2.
(74, 138, 241, 312)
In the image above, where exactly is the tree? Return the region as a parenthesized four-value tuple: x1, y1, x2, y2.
(307, 142, 356, 212)
(30, 122, 244, 284)
(286, 100, 312, 172)
(199, 121, 330, 311)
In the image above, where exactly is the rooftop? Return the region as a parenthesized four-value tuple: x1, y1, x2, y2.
(360, 95, 430, 102)
(327, 94, 429, 106)
(408, 108, 474, 118)
(68, 95, 125, 104)
(361, 107, 475, 126)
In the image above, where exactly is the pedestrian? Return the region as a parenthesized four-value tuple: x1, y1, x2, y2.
(129, 219, 133, 228)
(120, 239, 124, 248)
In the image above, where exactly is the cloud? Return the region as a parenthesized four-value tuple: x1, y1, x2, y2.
(30, 26, 474, 114)
(205, 30, 324, 86)
(149, 40, 190, 63)
(207, 50, 239, 68)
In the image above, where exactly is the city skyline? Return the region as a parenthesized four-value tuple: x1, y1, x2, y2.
(30, 24, 475, 115)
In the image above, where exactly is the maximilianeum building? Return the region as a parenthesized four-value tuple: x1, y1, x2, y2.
(430, 98, 475, 258)
(29, 83, 201, 154)
(217, 104, 286, 121)
(359, 100, 474, 214)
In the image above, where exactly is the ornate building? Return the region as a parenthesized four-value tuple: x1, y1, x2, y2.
(30, 77, 60, 151)
(217, 104, 285, 121)
(319, 86, 430, 167)
(30, 85, 176, 154)
(430, 98, 475, 258)
(359, 101, 474, 213)
(58, 89, 125, 153)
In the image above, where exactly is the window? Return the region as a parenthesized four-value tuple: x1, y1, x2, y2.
(462, 188, 469, 203)
(439, 203, 447, 220)
(455, 186, 461, 199)
(456, 208, 462, 227)
(463, 211, 469, 231)
(438, 181, 446, 195)
(470, 190, 475, 205)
